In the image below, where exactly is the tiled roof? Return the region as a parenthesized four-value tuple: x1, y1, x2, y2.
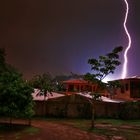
(63, 79, 89, 84)
(77, 93, 124, 103)
(109, 76, 140, 81)
(32, 89, 65, 101)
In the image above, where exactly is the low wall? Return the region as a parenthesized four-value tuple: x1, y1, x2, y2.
(34, 94, 122, 119)
(34, 94, 140, 119)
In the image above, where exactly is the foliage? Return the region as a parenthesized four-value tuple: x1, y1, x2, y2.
(87, 46, 123, 81)
(0, 48, 34, 120)
(30, 72, 83, 93)
(106, 80, 121, 97)
(84, 46, 123, 128)
(53, 75, 71, 92)
(90, 92, 101, 100)
(53, 73, 83, 92)
(84, 46, 123, 93)
(0, 69, 34, 119)
(55, 82, 66, 92)
(30, 73, 54, 99)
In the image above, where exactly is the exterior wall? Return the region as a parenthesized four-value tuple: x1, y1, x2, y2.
(111, 78, 140, 100)
(63, 80, 98, 94)
(113, 79, 131, 100)
(130, 80, 140, 98)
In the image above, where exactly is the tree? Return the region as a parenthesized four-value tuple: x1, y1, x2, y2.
(53, 74, 75, 92)
(88, 46, 123, 80)
(30, 73, 54, 116)
(30, 73, 54, 99)
(0, 48, 34, 125)
(84, 46, 123, 128)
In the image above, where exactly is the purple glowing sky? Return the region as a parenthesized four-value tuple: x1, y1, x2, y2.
(0, 0, 140, 80)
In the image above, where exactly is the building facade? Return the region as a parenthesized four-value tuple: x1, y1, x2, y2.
(62, 79, 98, 94)
(111, 77, 140, 100)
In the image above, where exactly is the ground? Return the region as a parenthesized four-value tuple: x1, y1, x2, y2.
(0, 119, 106, 140)
(0, 118, 140, 140)
(24, 120, 106, 140)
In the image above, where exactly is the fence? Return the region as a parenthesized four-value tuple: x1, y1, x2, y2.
(34, 94, 140, 119)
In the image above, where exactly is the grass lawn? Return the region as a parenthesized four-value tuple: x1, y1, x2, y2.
(44, 118, 140, 140)
(0, 123, 40, 140)
(0, 118, 140, 140)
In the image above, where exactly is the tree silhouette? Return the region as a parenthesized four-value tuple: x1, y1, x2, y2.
(84, 46, 123, 128)
(0, 48, 34, 125)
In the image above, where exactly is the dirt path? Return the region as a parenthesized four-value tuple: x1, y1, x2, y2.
(21, 120, 107, 140)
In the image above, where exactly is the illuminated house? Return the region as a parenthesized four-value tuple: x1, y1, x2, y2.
(110, 76, 140, 100)
(62, 79, 98, 94)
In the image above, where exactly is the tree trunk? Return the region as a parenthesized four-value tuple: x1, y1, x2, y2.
(43, 100, 46, 117)
(85, 96, 96, 129)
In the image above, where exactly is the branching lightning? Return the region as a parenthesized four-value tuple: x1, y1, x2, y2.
(121, 0, 132, 79)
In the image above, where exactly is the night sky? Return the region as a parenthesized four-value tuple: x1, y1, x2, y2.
(0, 0, 140, 80)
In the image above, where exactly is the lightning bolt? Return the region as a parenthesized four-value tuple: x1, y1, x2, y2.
(121, 0, 132, 79)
